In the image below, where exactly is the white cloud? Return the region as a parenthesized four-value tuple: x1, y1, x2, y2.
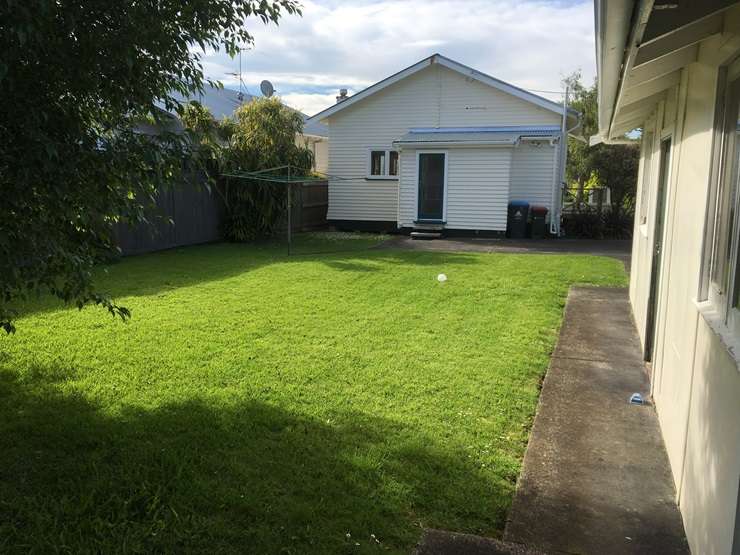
(199, 0, 596, 115)
(280, 92, 344, 115)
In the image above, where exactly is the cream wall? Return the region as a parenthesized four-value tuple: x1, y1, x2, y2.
(296, 135, 328, 175)
(629, 37, 740, 555)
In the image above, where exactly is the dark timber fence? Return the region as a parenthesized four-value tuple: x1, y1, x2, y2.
(292, 180, 328, 231)
(114, 175, 223, 256)
(114, 178, 328, 256)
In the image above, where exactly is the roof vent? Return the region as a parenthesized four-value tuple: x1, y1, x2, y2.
(336, 88, 348, 103)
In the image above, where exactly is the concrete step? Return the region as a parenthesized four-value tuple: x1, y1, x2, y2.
(411, 231, 442, 240)
(413, 222, 445, 231)
(414, 529, 547, 555)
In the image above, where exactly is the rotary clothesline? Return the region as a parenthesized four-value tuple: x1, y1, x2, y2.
(222, 164, 371, 255)
(221, 164, 374, 184)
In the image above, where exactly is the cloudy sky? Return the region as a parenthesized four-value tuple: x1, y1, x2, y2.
(200, 0, 596, 116)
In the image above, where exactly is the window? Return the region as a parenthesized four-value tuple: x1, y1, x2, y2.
(370, 150, 386, 176)
(367, 148, 399, 179)
(703, 63, 740, 337)
(389, 151, 399, 176)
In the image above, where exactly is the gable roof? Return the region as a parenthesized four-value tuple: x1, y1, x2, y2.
(308, 54, 577, 125)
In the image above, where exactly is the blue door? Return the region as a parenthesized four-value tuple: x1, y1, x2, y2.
(417, 153, 445, 220)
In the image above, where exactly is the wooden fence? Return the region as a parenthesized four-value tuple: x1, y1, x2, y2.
(114, 176, 223, 256)
(115, 178, 328, 256)
(291, 181, 328, 231)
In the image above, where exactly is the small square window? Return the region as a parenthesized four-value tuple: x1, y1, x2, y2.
(368, 149, 399, 178)
(370, 151, 386, 176)
(389, 151, 399, 176)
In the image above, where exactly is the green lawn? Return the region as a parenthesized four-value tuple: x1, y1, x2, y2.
(0, 234, 626, 554)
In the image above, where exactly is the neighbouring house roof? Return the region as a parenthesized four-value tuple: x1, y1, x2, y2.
(307, 54, 578, 126)
(302, 115, 329, 139)
(593, 0, 737, 143)
(167, 84, 329, 139)
(393, 126, 561, 147)
(171, 85, 253, 121)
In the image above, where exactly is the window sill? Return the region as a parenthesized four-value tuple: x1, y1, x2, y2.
(694, 299, 740, 372)
(365, 176, 399, 181)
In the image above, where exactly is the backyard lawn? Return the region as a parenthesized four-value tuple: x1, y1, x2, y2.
(0, 234, 627, 554)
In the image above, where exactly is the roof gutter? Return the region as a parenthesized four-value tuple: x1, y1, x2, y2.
(608, 0, 655, 138)
(392, 140, 518, 149)
(595, 0, 642, 142)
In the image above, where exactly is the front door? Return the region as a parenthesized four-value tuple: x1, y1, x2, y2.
(417, 152, 446, 220)
(644, 137, 672, 363)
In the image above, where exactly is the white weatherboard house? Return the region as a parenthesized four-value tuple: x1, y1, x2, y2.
(307, 55, 578, 235)
(595, 2, 740, 554)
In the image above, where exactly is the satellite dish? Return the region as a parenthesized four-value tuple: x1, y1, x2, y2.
(260, 80, 274, 97)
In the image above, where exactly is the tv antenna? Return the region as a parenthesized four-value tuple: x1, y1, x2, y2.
(225, 46, 252, 102)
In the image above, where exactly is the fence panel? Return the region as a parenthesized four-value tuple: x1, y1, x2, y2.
(116, 178, 325, 255)
(293, 180, 328, 231)
(114, 176, 223, 256)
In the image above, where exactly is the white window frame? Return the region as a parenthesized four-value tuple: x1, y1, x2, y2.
(366, 147, 399, 180)
(414, 150, 448, 222)
(700, 57, 740, 358)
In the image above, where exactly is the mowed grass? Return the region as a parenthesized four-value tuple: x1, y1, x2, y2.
(0, 235, 627, 554)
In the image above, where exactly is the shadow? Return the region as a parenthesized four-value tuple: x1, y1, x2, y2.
(0, 365, 508, 554)
(506, 486, 689, 554)
(669, 328, 740, 555)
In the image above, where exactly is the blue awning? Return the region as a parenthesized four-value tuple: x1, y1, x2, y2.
(393, 126, 561, 147)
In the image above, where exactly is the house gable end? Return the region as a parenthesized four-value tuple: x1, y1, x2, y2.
(325, 63, 562, 130)
(309, 54, 572, 125)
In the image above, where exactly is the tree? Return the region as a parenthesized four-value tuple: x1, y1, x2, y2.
(563, 72, 640, 217)
(590, 143, 640, 216)
(218, 97, 313, 240)
(563, 72, 599, 208)
(0, 1, 301, 333)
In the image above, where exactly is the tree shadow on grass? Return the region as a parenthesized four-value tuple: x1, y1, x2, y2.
(0, 364, 510, 554)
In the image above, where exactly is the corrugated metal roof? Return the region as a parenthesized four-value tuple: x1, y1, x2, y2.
(170, 85, 252, 121)
(394, 126, 561, 145)
(302, 115, 328, 138)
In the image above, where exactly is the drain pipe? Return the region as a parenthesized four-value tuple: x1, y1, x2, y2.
(551, 88, 581, 236)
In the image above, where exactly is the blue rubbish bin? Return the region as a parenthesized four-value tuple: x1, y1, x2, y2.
(507, 200, 529, 239)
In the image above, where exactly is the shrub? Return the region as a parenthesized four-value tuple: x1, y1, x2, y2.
(215, 98, 313, 241)
(562, 207, 634, 239)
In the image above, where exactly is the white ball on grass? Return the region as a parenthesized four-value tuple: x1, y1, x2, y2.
(437, 273, 447, 282)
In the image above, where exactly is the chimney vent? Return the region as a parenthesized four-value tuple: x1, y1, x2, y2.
(336, 88, 348, 103)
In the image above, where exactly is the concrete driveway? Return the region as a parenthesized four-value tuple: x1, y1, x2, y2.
(377, 236, 631, 270)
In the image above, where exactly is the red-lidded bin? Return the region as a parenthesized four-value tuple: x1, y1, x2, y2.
(530, 206, 549, 239)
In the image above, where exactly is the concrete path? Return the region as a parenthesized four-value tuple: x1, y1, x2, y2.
(377, 237, 631, 270)
(414, 529, 546, 555)
(503, 287, 688, 554)
(414, 287, 688, 555)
